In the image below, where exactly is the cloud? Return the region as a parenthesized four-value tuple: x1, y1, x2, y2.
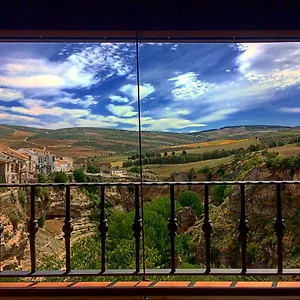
(279, 107, 300, 113)
(106, 104, 137, 117)
(0, 43, 135, 94)
(51, 95, 98, 108)
(168, 72, 216, 101)
(9, 98, 91, 118)
(0, 88, 23, 102)
(0, 112, 39, 123)
(120, 83, 155, 102)
(109, 95, 129, 103)
(197, 109, 239, 122)
(144, 117, 206, 131)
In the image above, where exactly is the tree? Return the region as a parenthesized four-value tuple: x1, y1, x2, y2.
(54, 172, 68, 183)
(87, 165, 98, 173)
(164, 151, 168, 157)
(38, 174, 47, 183)
(182, 150, 187, 155)
(172, 151, 176, 156)
(73, 168, 87, 183)
(211, 184, 228, 206)
(177, 191, 203, 216)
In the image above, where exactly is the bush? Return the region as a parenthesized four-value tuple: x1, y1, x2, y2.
(38, 212, 47, 228)
(145, 197, 181, 220)
(73, 168, 87, 183)
(87, 165, 98, 173)
(17, 189, 26, 207)
(54, 172, 68, 183)
(68, 174, 73, 182)
(177, 191, 203, 216)
(129, 166, 140, 174)
(38, 174, 47, 183)
(211, 184, 228, 206)
(9, 212, 20, 230)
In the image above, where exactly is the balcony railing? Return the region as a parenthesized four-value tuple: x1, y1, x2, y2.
(1, 180, 300, 279)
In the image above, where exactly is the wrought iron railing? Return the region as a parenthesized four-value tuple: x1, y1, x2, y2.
(1, 181, 300, 278)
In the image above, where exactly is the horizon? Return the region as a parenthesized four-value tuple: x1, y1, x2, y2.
(1, 42, 300, 132)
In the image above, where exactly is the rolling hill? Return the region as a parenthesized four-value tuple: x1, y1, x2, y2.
(0, 124, 299, 157)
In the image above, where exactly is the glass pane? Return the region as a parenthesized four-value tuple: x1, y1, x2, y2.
(0, 42, 139, 277)
(137, 42, 300, 276)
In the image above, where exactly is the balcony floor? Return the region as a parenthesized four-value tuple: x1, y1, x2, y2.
(1, 281, 300, 299)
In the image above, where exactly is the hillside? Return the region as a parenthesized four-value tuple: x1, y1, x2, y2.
(0, 124, 299, 157)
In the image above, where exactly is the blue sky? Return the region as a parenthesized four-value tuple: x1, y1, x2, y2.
(0, 42, 300, 132)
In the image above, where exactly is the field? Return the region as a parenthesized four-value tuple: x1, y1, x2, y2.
(146, 156, 232, 179)
(269, 144, 300, 157)
(160, 138, 256, 155)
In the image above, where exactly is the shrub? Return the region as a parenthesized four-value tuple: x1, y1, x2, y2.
(145, 197, 181, 220)
(87, 165, 98, 173)
(37, 174, 47, 183)
(9, 212, 20, 230)
(211, 184, 228, 206)
(17, 189, 26, 207)
(38, 212, 47, 228)
(177, 191, 203, 216)
(73, 168, 87, 183)
(54, 172, 68, 183)
(129, 166, 140, 174)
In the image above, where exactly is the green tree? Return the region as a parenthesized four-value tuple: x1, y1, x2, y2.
(54, 172, 68, 183)
(164, 151, 168, 157)
(177, 191, 203, 216)
(211, 184, 228, 206)
(38, 174, 47, 183)
(73, 168, 87, 183)
(87, 165, 98, 173)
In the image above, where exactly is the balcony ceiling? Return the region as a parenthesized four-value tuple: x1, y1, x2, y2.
(1, 1, 300, 39)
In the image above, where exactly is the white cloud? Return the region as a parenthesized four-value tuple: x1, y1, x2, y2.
(168, 72, 216, 101)
(51, 95, 98, 108)
(109, 95, 129, 103)
(197, 109, 239, 122)
(0, 88, 23, 102)
(145, 117, 206, 131)
(0, 112, 39, 123)
(106, 104, 137, 117)
(0, 43, 134, 94)
(279, 107, 300, 113)
(120, 83, 155, 103)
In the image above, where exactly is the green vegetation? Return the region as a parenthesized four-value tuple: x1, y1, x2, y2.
(8, 212, 20, 230)
(54, 172, 68, 183)
(73, 168, 87, 183)
(177, 191, 203, 216)
(17, 189, 26, 208)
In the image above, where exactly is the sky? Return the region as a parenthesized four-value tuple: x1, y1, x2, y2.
(0, 42, 300, 132)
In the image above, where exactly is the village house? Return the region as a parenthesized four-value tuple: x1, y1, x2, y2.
(18, 148, 56, 175)
(0, 145, 36, 183)
(55, 157, 74, 172)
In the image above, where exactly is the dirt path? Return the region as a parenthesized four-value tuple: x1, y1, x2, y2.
(24, 136, 46, 151)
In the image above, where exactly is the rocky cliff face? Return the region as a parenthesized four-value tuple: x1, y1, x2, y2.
(188, 167, 300, 270)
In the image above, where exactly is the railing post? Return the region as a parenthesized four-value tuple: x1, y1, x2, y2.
(62, 186, 73, 273)
(27, 186, 38, 273)
(168, 184, 178, 273)
(202, 184, 213, 273)
(132, 185, 142, 273)
(98, 185, 108, 273)
(238, 183, 249, 273)
(0, 216, 3, 272)
(274, 183, 285, 273)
